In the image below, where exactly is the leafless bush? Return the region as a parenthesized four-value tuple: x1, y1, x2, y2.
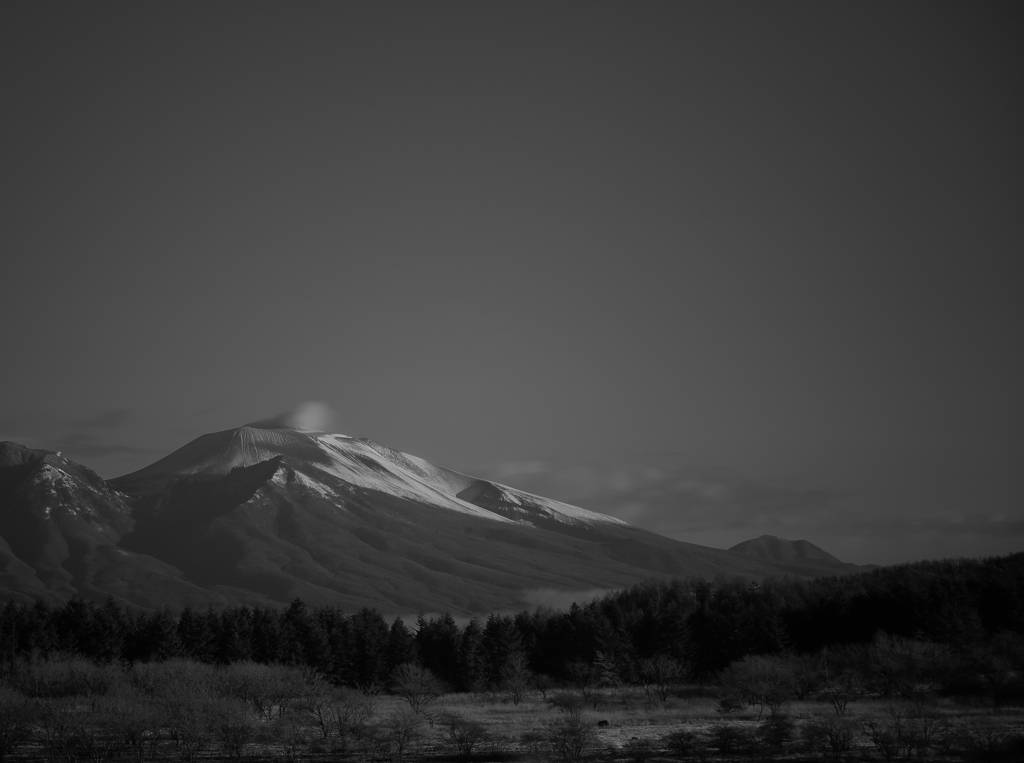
(390, 663, 443, 715)
(330, 686, 377, 748)
(624, 736, 654, 763)
(820, 650, 861, 717)
(437, 710, 488, 756)
(758, 713, 794, 751)
(76, 698, 123, 762)
(521, 729, 548, 759)
(947, 725, 1024, 763)
(664, 729, 712, 762)
(217, 661, 304, 721)
(718, 654, 794, 720)
(708, 723, 743, 756)
(0, 685, 37, 758)
(865, 702, 949, 761)
(269, 712, 310, 763)
(546, 712, 592, 760)
(162, 683, 214, 762)
(547, 690, 586, 718)
(382, 707, 423, 761)
(639, 655, 684, 702)
(38, 697, 83, 763)
(564, 662, 599, 708)
(500, 653, 532, 706)
(802, 716, 856, 762)
(8, 656, 118, 698)
(213, 697, 254, 759)
(99, 685, 158, 761)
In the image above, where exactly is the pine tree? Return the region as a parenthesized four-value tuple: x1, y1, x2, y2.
(177, 606, 214, 663)
(385, 617, 418, 675)
(92, 597, 126, 663)
(140, 608, 180, 661)
(216, 609, 251, 664)
(457, 618, 486, 693)
(0, 601, 20, 664)
(250, 608, 281, 664)
(54, 596, 94, 657)
(349, 608, 389, 688)
(416, 614, 460, 687)
(482, 614, 523, 688)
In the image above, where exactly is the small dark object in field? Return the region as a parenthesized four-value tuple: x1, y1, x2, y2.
(597, 720, 609, 727)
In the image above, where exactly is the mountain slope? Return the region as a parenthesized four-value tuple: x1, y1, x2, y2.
(3, 427, 828, 613)
(0, 442, 234, 608)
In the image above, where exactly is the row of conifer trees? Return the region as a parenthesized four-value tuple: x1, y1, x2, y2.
(0, 553, 1020, 693)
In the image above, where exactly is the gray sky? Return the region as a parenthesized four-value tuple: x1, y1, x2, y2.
(2, 2, 1021, 566)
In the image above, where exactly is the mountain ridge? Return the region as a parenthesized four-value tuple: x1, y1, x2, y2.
(729, 534, 875, 576)
(2, 428, 863, 613)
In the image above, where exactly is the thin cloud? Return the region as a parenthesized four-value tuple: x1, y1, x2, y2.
(60, 442, 160, 458)
(480, 457, 841, 538)
(246, 401, 336, 432)
(73, 407, 133, 429)
(520, 587, 617, 610)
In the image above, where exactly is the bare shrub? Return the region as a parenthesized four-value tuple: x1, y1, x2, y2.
(783, 651, 823, 699)
(948, 725, 1024, 763)
(663, 729, 697, 758)
(382, 707, 423, 762)
(708, 723, 743, 756)
(438, 710, 488, 756)
(270, 713, 309, 763)
(10, 656, 117, 698)
(864, 701, 948, 761)
(300, 669, 334, 738)
(500, 652, 532, 705)
(639, 655, 684, 702)
(564, 662, 599, 708)
(521, 729, 548, 759)
(546, 713, 592, 761)
(624, 736, 653, 763)
(819, 648, 862, 717)
(0, 685, 37, 758)
(718, 654, 794, 720)
(390, 663, 443, 715)
(162, 682, 214, 762)
(38, 698, 83, 763)
(77, 699, 123, 762)
(758, 713, 794, 751)
(802, 716, 856, 762)
(329, 687, 377, 750)
(214, 698, 254, 759)
(547, 691, 586, 717)
(217, 661, 304, 721)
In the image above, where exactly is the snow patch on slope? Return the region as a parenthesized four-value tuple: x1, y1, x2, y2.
(313, 435, 516, 523)
(292, 470, 338, 502)
(502, 485, 630, 527)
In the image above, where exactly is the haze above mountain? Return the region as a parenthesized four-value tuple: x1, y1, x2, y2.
(1, 425, 870, 614)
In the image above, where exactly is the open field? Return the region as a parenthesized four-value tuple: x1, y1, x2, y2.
(1, 658, 1022, 762)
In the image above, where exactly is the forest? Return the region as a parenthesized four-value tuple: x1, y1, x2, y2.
(0, 554, 1022, 761)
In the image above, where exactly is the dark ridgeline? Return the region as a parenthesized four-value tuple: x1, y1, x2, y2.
(1, 553, 1021, 693)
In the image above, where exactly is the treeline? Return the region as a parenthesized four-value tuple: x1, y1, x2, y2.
(1, 554, 1021, 691)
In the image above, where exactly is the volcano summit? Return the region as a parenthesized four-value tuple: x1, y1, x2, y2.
(1, 425, 827, 613)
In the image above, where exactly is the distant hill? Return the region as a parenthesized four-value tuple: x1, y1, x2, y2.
(729, 535, 876, 576)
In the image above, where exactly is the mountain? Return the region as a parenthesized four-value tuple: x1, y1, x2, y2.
(728, 535, 874, 576)
(3, 425, 831, 613)
(0, 442, 228, 608)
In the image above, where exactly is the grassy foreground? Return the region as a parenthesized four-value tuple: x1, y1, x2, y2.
(1, 657, 1022, 762)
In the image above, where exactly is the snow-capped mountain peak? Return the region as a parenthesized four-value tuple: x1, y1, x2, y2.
(113, 425, 628, 530)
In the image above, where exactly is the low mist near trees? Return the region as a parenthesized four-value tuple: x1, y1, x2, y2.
(0, 554, 1021, 760)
